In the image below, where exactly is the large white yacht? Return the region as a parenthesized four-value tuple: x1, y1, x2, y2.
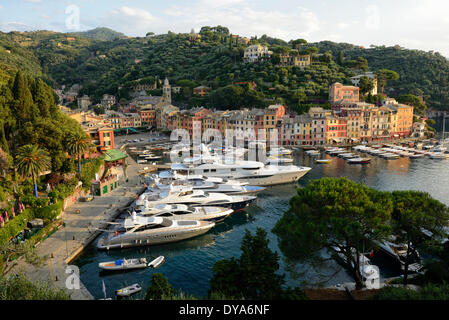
(148, 175, 265, 195)
(136, 187, 257, 212)
(171, 160, 311, 186)
(97, 214, 215, 250)
(133, 204, 233, 222)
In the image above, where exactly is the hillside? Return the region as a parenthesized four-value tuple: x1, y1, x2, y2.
(0, 27, 449, 111)
(73, 27, 127, 41)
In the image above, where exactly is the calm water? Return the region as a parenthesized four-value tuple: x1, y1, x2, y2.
(75, 126, 449, 299)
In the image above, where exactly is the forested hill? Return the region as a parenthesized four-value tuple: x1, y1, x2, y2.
(0, 27, 449, 111)
(73, 27, 126, 41)
(313, 41, 449, 111)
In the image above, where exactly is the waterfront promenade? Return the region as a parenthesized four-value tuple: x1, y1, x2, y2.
(11, 151, 146, 300)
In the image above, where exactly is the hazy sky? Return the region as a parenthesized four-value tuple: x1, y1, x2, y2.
(1, 0, 449, 56)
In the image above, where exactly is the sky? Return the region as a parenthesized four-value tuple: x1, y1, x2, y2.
(1, 0, 449, 56)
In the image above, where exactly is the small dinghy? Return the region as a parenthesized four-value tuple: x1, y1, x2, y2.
(148, 256, 165, 269)
(315, 159, 332, 164)
(115, 283, 142, 297)
(98, 258, 147, 271)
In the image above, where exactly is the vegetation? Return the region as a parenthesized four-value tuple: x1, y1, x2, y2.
(273, 178, 392, 289)
(65, 131, 94, 175)
(209, 227, 305, 299)
(1, 27, 448, 112)
(72, 27, 126, 41)
(390, 191, 449, 284)
(377, 283, 449, 300)
(144, 273, 178, 300)
(15, 144, 51, 198)
(273, 178, 449, 289)
(313, 41, 449, 111)
(0, 273, 70, 300)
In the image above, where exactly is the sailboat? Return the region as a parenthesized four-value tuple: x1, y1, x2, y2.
(434, 114, 447, 153)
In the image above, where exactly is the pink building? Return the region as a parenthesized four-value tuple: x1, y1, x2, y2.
(329, 82, 360, 104)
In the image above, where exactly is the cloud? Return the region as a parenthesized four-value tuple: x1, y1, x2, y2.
(25, 0, 42, 3)
(108, 6, 160, 35)
(164, 2, 321, 41)
(0, 22, 37, 32)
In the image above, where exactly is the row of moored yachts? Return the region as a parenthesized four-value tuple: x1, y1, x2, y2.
(97, 147, 312, 250)
(306, 144, 449, 162)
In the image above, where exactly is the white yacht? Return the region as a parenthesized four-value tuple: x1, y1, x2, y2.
(133, 204, 233, 222)
(155, 171, 249, 187)
(171, 161, 311, 186)
(97, 215, 215, 250)
(265, 156, 294, 165)
(136, 188, 257, 212)
(268, 147, 293, 157)
(148, 174, 265, 195)
(429, 152, 449, 159)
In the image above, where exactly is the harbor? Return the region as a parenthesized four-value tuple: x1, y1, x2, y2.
(73, 125, 449, 299)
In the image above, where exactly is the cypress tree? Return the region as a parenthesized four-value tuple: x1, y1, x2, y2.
(11, 71, 35, 122)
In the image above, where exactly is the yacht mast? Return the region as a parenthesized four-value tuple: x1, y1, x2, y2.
(443, 113, 446, 142)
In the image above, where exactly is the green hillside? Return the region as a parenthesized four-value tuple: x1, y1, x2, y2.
(73, 27, 126, 41)
(0, 27, 449, 111)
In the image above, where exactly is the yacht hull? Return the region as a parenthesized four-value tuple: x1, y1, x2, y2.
(97, 223, 214, 250)
(235, 168, 311, 186)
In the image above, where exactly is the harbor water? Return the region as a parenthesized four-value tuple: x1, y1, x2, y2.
(74, 123, 449, 299)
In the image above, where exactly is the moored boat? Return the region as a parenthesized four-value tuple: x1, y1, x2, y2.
(115, 283, 142, 297)
(347, 157, 372, 164)
(315, 159, 332, 164)
(97, 216, 215, 250)
(98, 258, 148, 271)
(148, 256, 165, 268)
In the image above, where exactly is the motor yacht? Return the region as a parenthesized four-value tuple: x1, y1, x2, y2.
(429, 152, 449, 159)
(133, 204, 233, 222)
(171, 161, 311, 186)
(97, 215, 215, 250)
(136, 188, 257, 212)
(347, 157, 372, 164)
(265, 156, 294, 165)
(148, 174, 264, 195)
(268, 147, 293, 156)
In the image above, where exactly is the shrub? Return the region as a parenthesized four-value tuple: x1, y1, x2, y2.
(0, 187, 6, 202)
(32, 201, 63, 220)
(21, 196, 50, 208)
(377, 283, 449, 300)
(0, 273, 71, 300)
(80, 158, 103, 191)
(0, 210, 33, 245)
(49, 178, 78, 202)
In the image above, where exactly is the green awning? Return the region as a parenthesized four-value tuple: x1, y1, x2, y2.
(103, 149, 128, 162)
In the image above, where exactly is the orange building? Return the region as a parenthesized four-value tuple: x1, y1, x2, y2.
(139, 109, 156, 126)
(193, 86, 211, 96)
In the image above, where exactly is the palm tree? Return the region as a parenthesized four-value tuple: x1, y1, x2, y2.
(15, 144, 51, 198)
(66, 132, 94, 175)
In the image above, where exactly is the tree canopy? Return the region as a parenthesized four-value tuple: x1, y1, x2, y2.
(273, 178, 393, 288)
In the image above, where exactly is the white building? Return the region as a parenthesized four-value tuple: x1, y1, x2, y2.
(244, 44, 272, 63)
(101, 94, 116, 109)
(77, 95, 91, 109)
(350, 72, 378, 95)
